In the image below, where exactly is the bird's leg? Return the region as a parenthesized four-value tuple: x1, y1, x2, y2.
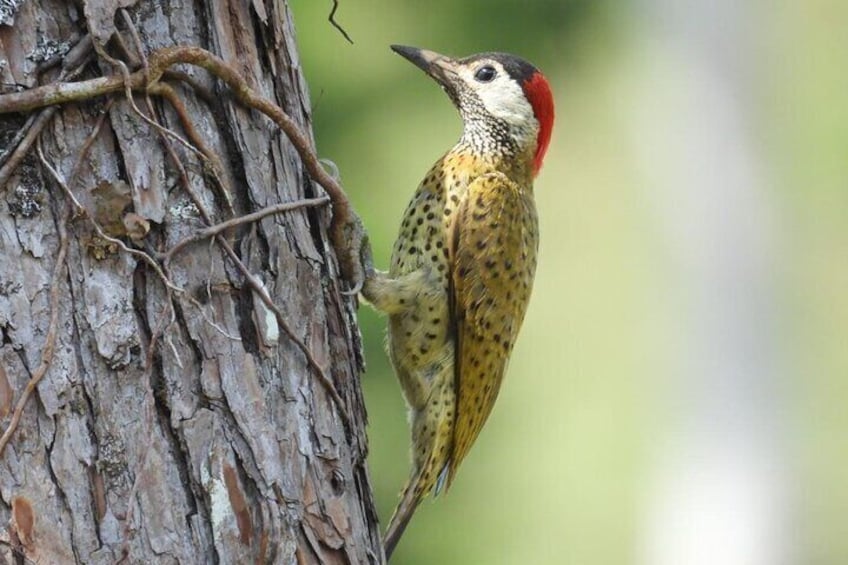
(330, 205, 442, 315)
(361, 267, 442, 314)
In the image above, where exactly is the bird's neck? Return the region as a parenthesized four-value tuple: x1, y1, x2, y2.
(458, 121, 536, 183)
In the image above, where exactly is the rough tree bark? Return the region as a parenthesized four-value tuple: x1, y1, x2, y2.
(0, 1, 382, 563)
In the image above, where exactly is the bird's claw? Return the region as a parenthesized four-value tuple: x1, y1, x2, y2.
(331, 211, 374, 298)
(341, 278, 364, 297)
(319, 158, 342, 182)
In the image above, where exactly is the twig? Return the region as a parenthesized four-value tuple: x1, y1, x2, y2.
(0, 46, 369, 291)
(68, 98, 114, 183)
(117, 11, 224, 218)
(329, 0, 354, 44)
(112, 24, 181, 529)
(161, 70, 217, 107)
(37, 143, 184, 294)
(179, 154, 351, 427)
(100, 43, 209, 169)
(162, 196, 330, 261)
(0, 109, 57, 190)
(119, 10, 146, 70)
(0, 113, 37, 168)
(0, 105, 127, 458)
(0, 35, 94, 190)
(147, 82, 233, 215)
(233, 254, 352, 430)
(136, 46, 354, 425)
(139, 81, 352, 428)
(0, 45, 360, 428)
(0, 203, 69, 456)
(112, 26, 180, 537)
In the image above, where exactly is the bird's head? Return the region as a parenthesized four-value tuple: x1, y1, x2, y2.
(392, 45, 555, 176)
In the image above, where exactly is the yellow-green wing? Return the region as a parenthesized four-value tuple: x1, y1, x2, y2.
(448, 172, 539, 484)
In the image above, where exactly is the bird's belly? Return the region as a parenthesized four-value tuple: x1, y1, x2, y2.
(387, 297, 453, 410)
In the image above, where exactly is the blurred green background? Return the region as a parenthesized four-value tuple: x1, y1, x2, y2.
(290, 1, 847, 564)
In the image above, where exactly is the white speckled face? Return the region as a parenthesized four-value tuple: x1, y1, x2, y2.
(457, 59, 540, 150)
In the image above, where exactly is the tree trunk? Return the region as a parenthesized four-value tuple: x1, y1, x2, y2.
(0, 1, 382, 563)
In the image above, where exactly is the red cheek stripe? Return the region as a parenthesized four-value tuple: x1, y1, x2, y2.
(524, 72, 555, 176)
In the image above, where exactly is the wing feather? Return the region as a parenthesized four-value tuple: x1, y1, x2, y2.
(447, 172, 538, 485)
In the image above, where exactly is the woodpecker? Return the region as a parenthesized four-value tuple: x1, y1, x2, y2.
(362, 45, 554, 559)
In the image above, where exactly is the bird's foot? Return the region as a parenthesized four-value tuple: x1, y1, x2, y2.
(330, 209, 375, 297)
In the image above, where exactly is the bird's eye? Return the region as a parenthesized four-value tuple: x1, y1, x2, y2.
(474, 65, 497, 83)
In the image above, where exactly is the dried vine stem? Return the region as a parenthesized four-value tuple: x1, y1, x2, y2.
(45, 155, 185, 294)
(135, 74, 352, 428)
(0, 44, 360, 431)
(139, 91, 352, 428)
(147, 81, 234, 214)
(0, 35, 93, 189)
(0, 203, 69, 457)
(0, 103, 124, 455)
(0, 45, 370, 291)
(161, 196, 330, 261)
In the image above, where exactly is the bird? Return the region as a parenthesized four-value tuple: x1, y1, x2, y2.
(361, 45, 554, 559)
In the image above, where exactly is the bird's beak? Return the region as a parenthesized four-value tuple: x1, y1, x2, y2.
(391, 45, 460, 90)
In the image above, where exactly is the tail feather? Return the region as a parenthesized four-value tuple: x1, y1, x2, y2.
(434, 460, 451, 497)
(384, 377, 456, 560)
(383, 472, 424, 561)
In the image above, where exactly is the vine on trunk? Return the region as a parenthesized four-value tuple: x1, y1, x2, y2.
(0, 28, 372, 459)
